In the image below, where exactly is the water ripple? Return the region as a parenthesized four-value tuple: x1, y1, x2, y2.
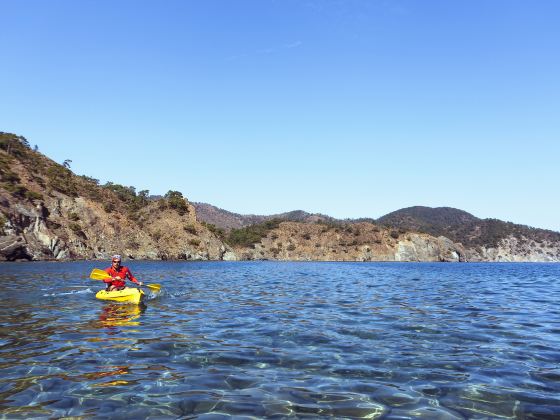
(0, 261, 559, 418)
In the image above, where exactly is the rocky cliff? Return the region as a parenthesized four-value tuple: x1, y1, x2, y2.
(0, 133, 234, 261)
(378, 206, 560, 262)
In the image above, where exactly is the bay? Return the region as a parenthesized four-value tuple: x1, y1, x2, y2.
(0, 261, 559, 418)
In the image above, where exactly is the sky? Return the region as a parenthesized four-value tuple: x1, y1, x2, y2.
(1, 0, 559, 231)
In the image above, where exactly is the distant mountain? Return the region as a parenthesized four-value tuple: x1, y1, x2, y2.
(194, 202, 560, 261)
(193, 202, 335, 231)
(377, 206, 479, 236)
(377, 206, 560, 248)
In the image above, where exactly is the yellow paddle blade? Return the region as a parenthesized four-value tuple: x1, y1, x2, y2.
(90, 268, 159, 291)
(90, 268, 111, 280)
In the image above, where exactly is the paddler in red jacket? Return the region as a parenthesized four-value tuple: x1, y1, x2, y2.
(104, 255, 143, 291)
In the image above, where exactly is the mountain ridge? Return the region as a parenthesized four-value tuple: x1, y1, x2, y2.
(193, 202, 335, 231)
(377, 206, 560, 248)
(2, 131, 559, 262)
(194, 203, 560, 248)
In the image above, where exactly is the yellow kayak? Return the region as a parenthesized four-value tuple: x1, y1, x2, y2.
(95, 287, 145, 304)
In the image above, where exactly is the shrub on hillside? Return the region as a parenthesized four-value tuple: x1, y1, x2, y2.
(2, 183, 43, 201)
(0, 213, 6, 235)
(0, 169, 20, 184)
(4, 183, 28, 198)
(69, 222, 87, 239)
(79, 175, 100, 185)
(104, 203, 115, 213)
(25, 190, 43, 201)
(69, 223, 82, 233)
(0, 132, 31, 158)
(227, 219, 282, 247)
(201, 222, 225, 238)
(164, 190, 189, 215)
(315, 220, 342, 231)
(184, 224, 197, 235)
(46, 165, 77, 196)
(188, 238, 201, 247)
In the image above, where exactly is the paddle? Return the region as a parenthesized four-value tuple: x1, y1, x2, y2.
(89, 268, 161, 292)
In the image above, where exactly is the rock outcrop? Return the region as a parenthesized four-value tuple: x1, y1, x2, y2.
(0, 133, 232, 261)
(465, 235, 560, 262)
(0, 190, 233, 261)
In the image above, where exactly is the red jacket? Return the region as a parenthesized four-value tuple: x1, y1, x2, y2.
(104, 265, 139, 288)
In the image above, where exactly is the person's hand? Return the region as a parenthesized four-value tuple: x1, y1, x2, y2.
(139, 282, 143, 286)
(115, 276, 122, 280)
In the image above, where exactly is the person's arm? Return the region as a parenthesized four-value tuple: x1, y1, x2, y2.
(126, 268, 143, 286)
(103, 267, 114, 284)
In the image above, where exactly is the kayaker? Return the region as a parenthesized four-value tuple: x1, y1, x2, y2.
(104, 255, 143, 291)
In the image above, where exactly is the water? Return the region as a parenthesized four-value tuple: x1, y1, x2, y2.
(0, 261, 559, 419)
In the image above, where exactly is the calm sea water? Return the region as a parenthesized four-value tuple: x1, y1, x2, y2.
(0, 261, 559, 419)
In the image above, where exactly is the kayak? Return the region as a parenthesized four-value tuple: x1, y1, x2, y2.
(95, 287, 145, 304)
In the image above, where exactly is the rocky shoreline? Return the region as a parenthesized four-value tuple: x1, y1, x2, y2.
(1, 132, 559, 263)
(2, 199, 558, 262)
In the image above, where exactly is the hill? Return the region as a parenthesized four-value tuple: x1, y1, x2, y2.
(1, 131, 559, 262)
(378, 206, 479, 233)
(0, 132, 233, 261)
(377, 206, 560, 249)
(195, 202, 560, 261)
(193, 202, 334, 231)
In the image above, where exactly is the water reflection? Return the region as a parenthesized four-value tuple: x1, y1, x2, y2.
(82, 365, 132, 387)
(97, 303, 146, 329)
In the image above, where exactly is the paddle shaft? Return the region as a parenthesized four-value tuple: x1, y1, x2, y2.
(89, 268, 160, 291)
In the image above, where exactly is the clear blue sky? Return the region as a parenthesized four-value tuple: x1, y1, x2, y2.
(2, 0, 559, 231)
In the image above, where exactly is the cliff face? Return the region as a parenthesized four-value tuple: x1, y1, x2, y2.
(0, 133, 233, 261)
(465, 236, 560, 262)
(0, 189, 234, 262)
(377, 206, 560, 261)
(1, 132, 559, 262)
